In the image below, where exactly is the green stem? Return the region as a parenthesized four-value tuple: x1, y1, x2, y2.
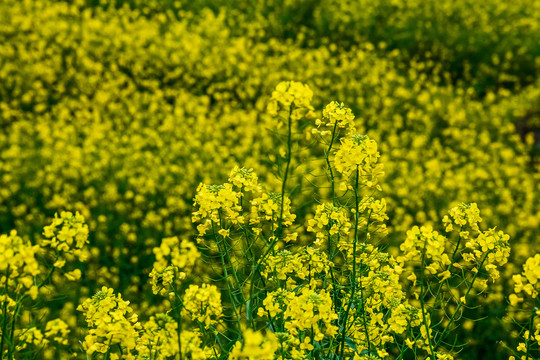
(419, 239, 436, 360)
(278, 104, 293, 233)
(525, 305, 535, 360)
(7, 298, 21, 360)
(430, 235, 462, 320)
(338, 166, 368, 358)
(212, 222, 242, 333)
(0, 267, 9, 360)
(218, 213, 246, 305)
(433, 252, 489, 349)
(325, 122, 339, 204)
(172, 286, 183, 360)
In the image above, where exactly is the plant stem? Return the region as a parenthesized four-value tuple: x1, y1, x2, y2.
(433, 252, 489, 348)
(278, 104, 293, 234)
(0, 267, 9, 360)
(325, 122, 339, 204)
(419, 240, 436, 360)
(338, 166, 368, 358)
(212, 222, 242, 333)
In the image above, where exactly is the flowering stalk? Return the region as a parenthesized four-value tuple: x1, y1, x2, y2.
(526, 310, 535, 360)
(0, 267, 8, 360)
(278, 104, 294, 235)
(338, 166, 372, 358)
(420, 237, 437, 360)
(212, 222, 242, 334)
(434, 252, 489, 349)
(325, 121, 339, 205)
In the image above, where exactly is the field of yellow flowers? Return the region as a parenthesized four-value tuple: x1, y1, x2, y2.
(1, 0, 539, 359)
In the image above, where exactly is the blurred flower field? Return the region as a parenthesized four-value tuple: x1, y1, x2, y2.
(0, 0, 539, 359)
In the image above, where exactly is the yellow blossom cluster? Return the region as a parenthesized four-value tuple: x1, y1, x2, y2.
(77, 287, 141, 358)
(508, 254, 540, 360)
(44, 319, 70, 346)
(149, 236, 200, 295)
(510, 254, 540, 305)
(443, 203, 482, 233)
(134, 311, 212, 360)
(229, 167, 262, 193)
(400, 226, 452, 283)
(267, 81, 314, 121)
(284, 288, 338, 341)
(257, 288, 338, 356)
(313, 101, 356, 136)
(463, 228, 511, 281)
(181, 284, 223, 329)
(137, 313, 179, 359)
(334, 135, 385, 190)
(263, 247, 331, 288)
(249, 192, 296, 239)
(41, 211, 89, 282)
(307, 203, 351, 248)
(193, 184, 243, 231)
(230, 329, 279, 360)
(0, 230, 40, 299)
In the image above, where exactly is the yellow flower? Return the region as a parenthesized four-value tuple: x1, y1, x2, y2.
(334, 134, 384, 189)
(230, 329, 278, 360)
(182, 284, 223, 329)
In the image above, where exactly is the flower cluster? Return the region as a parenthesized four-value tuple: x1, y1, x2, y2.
(182, 284, 223, 329)
(193, 183, 243, 240)
(284, 288, 338, 341)
(508, 254, 540, 360)
(230, 329, 279, 360)
(462, 228, 511, 281)
(267, 81, 314, 121)
(399, 225, 452, 283)
(334, 135, 384, 189)
(149, 236, 200, 295)
(249, 192, 296, 238)
(257, 288, 338, 356)
(510, 254, 540, 305)
(16, 327, 46, 352)
(442, 203, 482, 233)
(0, 230, 40, 299)
(356, 197, 389, 240)
(44, 319, 70, 346)
(42, 211, 89, 276)
(344, 245, 410, 358)
(307, 203, 351, 248)
(313, 101, 356, 136)
(229, 167, 262, 193)
(77, 287, 141, 358)
(262, 247, 331, 288)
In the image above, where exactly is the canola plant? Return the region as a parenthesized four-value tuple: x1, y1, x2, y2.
(0, 1, 539, 359)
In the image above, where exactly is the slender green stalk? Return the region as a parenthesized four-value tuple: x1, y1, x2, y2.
(212, 222, 242, 333)
(358, 249, 372, 355)
(1, 267, 10, 360)
(526, 307, 536, 360)
(7, 298, 21, 360)
(430, 235, 462, 320)
(338, 166, 368, 358)
(433, 252, 489, 349)
(325, 122, 339, 204)
(172, 286, 183, 360)
(218, 212, 246, 305)
(278, 104, 294, 233)
(324, 122, 340, 310)
(419, 241, 436, 360)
